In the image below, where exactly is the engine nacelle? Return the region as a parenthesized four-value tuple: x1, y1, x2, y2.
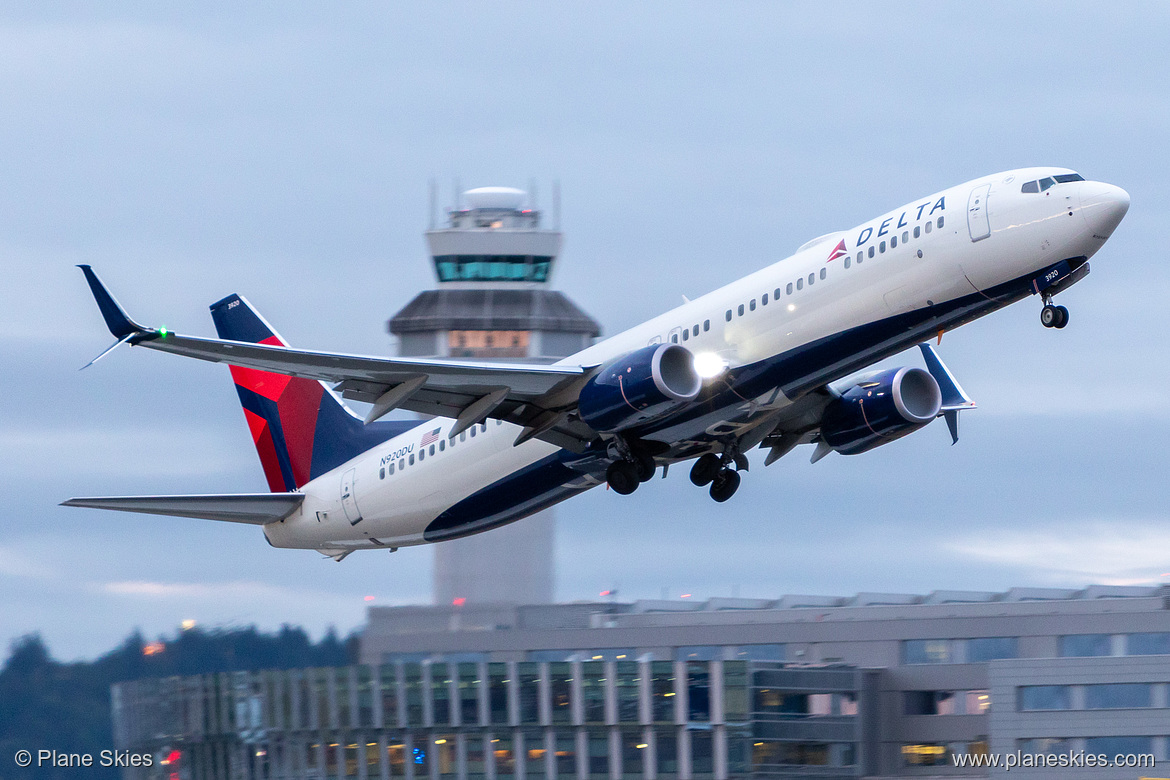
(578, 344, 702, 433)
(820, 367, 942, 455)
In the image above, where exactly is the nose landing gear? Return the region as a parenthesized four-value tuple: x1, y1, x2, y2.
(1040, 301, 1069, 329)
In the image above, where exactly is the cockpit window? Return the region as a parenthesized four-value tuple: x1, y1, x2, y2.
(1021, 172, 1084, 193)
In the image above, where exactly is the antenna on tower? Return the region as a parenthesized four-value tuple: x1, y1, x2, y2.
(552, 179, 561, 230)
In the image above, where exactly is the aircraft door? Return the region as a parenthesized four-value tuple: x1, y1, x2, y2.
(341, 468, 363, 525)
(967, 184, 991, 242)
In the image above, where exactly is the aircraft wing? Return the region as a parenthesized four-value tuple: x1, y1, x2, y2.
(61, 493, 304, 525)
(79, 266, 599, 450)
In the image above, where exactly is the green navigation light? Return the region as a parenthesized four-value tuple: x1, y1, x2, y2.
(159, 327, 169, 339)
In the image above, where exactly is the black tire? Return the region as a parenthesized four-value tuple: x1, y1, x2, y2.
(1040, 305, 1059, 328)
(634, 451, 656, 482)
(1054, 305, 1069, 329)
(607, 461, 639, 495)
(709, 469, 741, 503)
(690, 453, 722, 487)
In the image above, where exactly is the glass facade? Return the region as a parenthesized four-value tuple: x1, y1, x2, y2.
(1059, 634, 1113, 657)
(434, 255, 554, 283)
(1018, 685, 1071, 711)
(111, 659, 863, 780)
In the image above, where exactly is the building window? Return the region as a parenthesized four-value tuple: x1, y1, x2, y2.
(448, 330, 530, 359)
(657, 729, 678, 777)
(1017, 738, 1070, 755)
(733, 645, 784, 661)
(518, 666, 540, 725)
(458, 663, 480, 726)
(967, 637, 1018, 662)
(432, 663, 451, 724)
(651, 662, 675, 722)
(581, 662, 606, 723)
(621, 730, 645, 778)
(902, 639, 952, 664)
(488, 663, 509, 725)
(966, 690, 990, 714)
(549, 662, 571, 725)
(1059, 634, 1113, 657)
(687, 661, 710, 722)
(589, 732, 608, 779)
(555, 734, 577, 778)
(1018, 685, 1071, 711)
(1128, 632, 1170, 655)
(904, 691, 957, 716)
(691, 731, 713, 775)
(1085, 683, 1152, 709)
(901, 744, 949, 767)
(723, 662, 749, 722)
(1085, 736, 1154, 756)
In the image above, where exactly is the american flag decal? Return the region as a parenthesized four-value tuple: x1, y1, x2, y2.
(826, 239, 847, 262)
(420, 427, 442, 446)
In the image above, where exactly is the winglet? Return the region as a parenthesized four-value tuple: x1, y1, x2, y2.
(917, 343, 976, 444)
(78, 265, 151, 339)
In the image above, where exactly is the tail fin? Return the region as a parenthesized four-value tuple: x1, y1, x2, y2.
(210, 294, 417, 492)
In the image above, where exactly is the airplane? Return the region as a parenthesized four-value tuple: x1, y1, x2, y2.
(65, 167, 1130, 561)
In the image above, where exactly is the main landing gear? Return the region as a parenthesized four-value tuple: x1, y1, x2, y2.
(688, 448, 747, 503)
(605, 441, 657, 496)
(1040, 298, 1069, 329)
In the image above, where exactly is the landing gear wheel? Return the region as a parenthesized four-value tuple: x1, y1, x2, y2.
(1054, 305, 1069, 329)
(607, 461, 640, 495)
(634, 451, 656, 482)
(1040, 304, 1060, 328)
(709, 469, 741, 503)
(690, 454, 722, 487)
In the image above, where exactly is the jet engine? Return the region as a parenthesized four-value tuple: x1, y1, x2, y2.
(578, 344, 702, 433)
(819, 367, 942, 455)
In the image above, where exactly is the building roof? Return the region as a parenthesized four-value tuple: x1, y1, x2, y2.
(388, 288, 601, 336)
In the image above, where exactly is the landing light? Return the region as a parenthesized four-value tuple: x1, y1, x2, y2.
(692, 352, 727, 379)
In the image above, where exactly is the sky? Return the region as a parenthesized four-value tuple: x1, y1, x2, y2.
(1, 2, 1168, 660)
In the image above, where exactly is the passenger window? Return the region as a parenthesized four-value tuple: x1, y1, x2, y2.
(682, 329, 689, 341)
(844, 257, 850, 269)
(429, 444, 436, 455)
(808, 273, 815, 285)
(786, 282, 793, 294)
(925, 221, 932, 234)
(902, 231, 909, 243)
(481, 422, 487, 432)
(891, 235, 898, 248)
(914, 226, 921, 238)
(496, 419, 502, 426)
(856, 252, 863, 264)
(389, 462, 395, 475)
(470, 427, 476, 438)
(460, 431, 466, 442)
(692, 324, 699, 336)
(819, 268, 827, 280)
(419, 450, 425, 461)
(868, 246, 875, 257)
(937, 216, 944, 228)
(738, 304, 745, 316)
(879, 241, 886, 253)
(409, 454, 415, 465)
(796, 278, 803, 290)
(761, 293, 768, 305)
(774, 287, 782, 299)
(1021, 180, 1040, 194)
(439, 440, 445, 451)
(380, 467, 385, 479)
(399, 458, 405, 470)
(670, 333, 678, 343)
(725, 310, 732, 322)
(1039, 177, 1055, 191)
(749, 299, 756, 311)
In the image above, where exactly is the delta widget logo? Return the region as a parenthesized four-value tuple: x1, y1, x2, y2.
(826, 239, 848, 263)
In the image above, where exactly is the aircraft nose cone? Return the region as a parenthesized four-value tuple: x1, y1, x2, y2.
(1080, 182, 1131, 239)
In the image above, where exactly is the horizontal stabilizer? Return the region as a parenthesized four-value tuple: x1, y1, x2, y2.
(61, 493, 304, 525)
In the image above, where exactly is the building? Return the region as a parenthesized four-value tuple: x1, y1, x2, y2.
(113, 585, 1170, 779)
(386, 185, 600, 606)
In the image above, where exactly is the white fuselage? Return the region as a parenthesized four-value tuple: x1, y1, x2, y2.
(263, 168, 1129, 555)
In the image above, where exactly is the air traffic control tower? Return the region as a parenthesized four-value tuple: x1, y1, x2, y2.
(388, 186, 600, 605)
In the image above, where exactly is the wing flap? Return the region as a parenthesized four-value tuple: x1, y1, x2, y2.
(61, 493, 304, 525)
